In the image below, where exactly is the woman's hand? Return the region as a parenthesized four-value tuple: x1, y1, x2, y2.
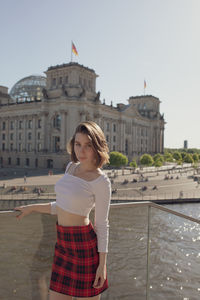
(14, 205, 33, 220)
(93, 264, 106, 289)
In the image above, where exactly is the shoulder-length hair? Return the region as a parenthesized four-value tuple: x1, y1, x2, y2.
(67, 121, 109, 168)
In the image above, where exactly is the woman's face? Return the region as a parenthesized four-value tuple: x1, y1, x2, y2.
(74, 133, 96, 165)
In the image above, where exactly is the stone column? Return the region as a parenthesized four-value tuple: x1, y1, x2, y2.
(14, 118, 18, 151)
(41, 112, 49, 151)
(6, 117, 9, 151)
(32, 115, 37, 153)
(60, 110, 68, 151)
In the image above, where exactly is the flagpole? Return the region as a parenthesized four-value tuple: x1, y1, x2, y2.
(71, 42, 72, 62)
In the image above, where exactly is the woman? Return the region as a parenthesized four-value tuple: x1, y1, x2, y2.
(15, 121, 111, 300)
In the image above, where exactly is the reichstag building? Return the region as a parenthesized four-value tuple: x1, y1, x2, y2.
(0, 62, 165, 169)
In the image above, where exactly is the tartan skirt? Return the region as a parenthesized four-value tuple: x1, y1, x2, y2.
(49, 221, 108, 297)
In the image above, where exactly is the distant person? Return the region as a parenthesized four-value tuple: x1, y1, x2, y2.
(15, 121, 111, 300)
(24, 175, 27, 184)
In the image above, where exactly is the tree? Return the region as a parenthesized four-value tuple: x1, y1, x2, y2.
(173, 151, 182, 161)
(192, 153, 199, 162)
(181, 152, 187, 160)
(183, 153, 194, 164)
(109, 151, 128, 168)
(154, 160, 163, 167)
(140, 154, 153, 166)
(153, 153, 164, 163)
(164, 152, 174, 162)
(129, 159, 137, 168)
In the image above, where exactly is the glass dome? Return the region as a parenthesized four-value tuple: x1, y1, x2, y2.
(10, 75, 46, 102)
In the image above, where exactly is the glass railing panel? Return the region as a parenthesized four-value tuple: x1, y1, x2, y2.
(0, 205, 150, 300)
(0, 212, 56, 300)
(103, 205, 149, 300)
(1, 202, 200, 300)
(148, 203, 200, 300)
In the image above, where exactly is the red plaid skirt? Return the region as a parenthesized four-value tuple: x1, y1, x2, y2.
(49, 221, 108, 297)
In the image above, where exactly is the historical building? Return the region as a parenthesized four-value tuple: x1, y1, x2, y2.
(0, 62, 165, 169)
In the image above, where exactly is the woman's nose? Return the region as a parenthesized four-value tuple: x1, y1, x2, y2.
(80, 146, 85, 153)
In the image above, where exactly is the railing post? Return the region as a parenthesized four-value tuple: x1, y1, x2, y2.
(146, 205, 151, 300)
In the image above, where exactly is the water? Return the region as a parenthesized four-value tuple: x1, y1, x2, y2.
(103, 203, 200, 300)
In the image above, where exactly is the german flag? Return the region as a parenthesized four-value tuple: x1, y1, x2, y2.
(72, 42, 78, 56)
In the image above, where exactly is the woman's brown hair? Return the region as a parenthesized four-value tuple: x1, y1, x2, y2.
(67, 121, 109, 168)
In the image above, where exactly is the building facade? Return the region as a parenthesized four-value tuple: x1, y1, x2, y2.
(0, 62, 165, 169)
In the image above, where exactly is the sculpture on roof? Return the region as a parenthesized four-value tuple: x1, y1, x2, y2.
(94, 91, 100, 102)
(42, 88, 49, 99)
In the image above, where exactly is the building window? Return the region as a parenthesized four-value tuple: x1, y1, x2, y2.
(28, 143, 32, 152)
(51, 78, 56, 87)
(10, 121, 14, 130)
(10, 143, 13, 151)
(89, 80, 92, 90)
(106, 135, 109, 142)
(26, 158, 30, 166)
(113, 136, 116, 142)
(19, 120, 23, 129)
(19, 133, 22, 140)
(38, 132, 41, 140)
(59, 77, 62, 85)
(10, 133, 14, 140)
(106, 123, 109, 131)
(38, 119, 41, 128)
(18, 143, 22, 152)
(28, 120, 32, 129)
(28, 132, 32, 140)
(113, 124, 116, 132)
(2, 133, 5, 140)
(53, 115, 61, 129)
(2, 143, 5, 151)
(54, 136, 60, 152)
(8, 157, 11, 165)
(65, 76, 68, 84)
(125, 139, 128, 155)
(38, 143, 41, 151)
(16, 158, 20, 166)
(35, 158, 38, 168)
(2, 122, 6, 130)
(113, 145, 116, 151)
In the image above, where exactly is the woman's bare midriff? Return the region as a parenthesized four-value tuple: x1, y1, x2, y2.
(57, 206, 90, 226)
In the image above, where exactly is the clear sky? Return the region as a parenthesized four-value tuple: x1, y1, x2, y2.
(1, 0, 200, 149)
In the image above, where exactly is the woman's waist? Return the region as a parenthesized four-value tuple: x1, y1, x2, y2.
(56, 205, 90, 227)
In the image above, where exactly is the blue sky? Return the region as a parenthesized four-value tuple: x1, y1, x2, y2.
(1, 0, 200, 148)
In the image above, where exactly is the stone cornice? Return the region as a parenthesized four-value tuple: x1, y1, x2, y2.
(47, 62, 95, 74)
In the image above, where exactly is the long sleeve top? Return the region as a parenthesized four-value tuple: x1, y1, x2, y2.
(51, 161, 111, 253)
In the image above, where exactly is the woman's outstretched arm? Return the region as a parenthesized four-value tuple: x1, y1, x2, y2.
(14, 203, 53, 220)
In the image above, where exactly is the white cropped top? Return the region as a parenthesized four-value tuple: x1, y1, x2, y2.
(51, 161, 111, 253)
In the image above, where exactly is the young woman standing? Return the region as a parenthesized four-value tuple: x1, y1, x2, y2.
(15, 121, 111, 300)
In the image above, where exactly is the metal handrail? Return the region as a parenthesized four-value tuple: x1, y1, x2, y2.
(111, 201, 200, 224)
